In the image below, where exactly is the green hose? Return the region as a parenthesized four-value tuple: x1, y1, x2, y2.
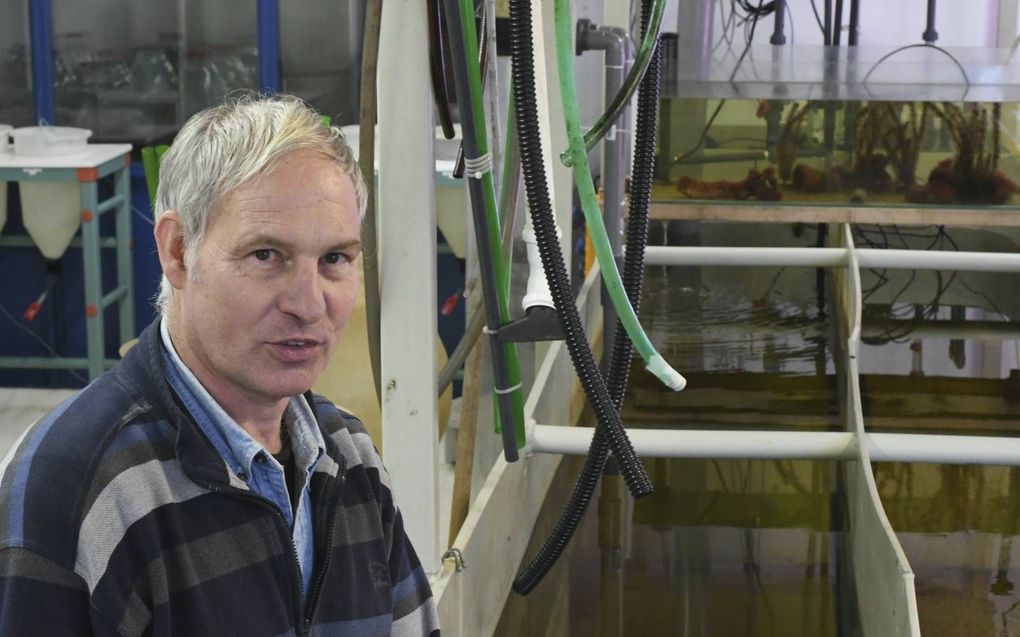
(561, 0, 666, 166)
(554, 0, 685, 391)
(455, 0, 526, 446)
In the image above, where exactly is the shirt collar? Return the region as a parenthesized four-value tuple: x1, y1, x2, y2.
(159, 318, 326, 481)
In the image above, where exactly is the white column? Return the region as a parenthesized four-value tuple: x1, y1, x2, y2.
(377, 0, 440, 574)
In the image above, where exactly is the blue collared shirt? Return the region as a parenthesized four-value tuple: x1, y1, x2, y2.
(159, 320, 325, 599)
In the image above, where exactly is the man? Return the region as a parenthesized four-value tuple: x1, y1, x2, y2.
(0, 95, 440, 636)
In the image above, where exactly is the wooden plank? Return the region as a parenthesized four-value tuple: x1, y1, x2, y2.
(433, 263, 604, 636)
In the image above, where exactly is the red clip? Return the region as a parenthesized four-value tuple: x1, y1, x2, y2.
(23, 302, 41, 322)
(441, 291, 460, 317)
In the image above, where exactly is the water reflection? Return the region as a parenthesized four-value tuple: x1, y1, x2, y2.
(622, 458, 851, 637)
(498, 228, 1020, 635)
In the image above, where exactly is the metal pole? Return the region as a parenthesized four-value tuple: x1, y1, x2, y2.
(848, 0, 861, 46)
(823, 0, 833, 45)
(256, 0, 281, 92)
(770, 0, 787, 45)
(923, 0, 939, 43)
(28, 0, 55, 124)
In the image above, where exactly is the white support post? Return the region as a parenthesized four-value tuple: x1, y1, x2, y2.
(377, 0, 440, 574)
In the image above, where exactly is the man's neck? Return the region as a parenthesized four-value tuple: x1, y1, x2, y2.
(165, 314, 288, 453)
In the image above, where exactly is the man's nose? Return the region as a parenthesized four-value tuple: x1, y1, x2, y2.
(279, 260, 326, 322)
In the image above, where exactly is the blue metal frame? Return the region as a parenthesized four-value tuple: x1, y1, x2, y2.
(257, 0, 281, 93)
(28, 0, 55, 124)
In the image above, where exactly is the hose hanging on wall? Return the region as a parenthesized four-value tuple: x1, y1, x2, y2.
(443, 0, 527, 459)
(562, 0, 665, 163)
(507, 0, 652, 497)
(553, 0, 683, 394)
(513, 0, 663, 595)
(427, 0, 457, 139)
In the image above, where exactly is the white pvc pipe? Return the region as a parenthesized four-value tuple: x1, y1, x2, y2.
(856, 249, 1020, 272)
(528, 424, 1020, 466)
(528, 424, 858, 459)
(642, 246, 1020, 273)
(642, 246, 849, 268)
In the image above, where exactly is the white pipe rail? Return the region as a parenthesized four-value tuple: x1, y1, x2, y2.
(527, 424, 1020, 466)
(642, 245, 1020, 272)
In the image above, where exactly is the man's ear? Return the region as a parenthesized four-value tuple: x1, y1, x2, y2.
(154, 211, 189, 290)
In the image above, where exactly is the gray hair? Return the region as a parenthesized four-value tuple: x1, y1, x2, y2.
(154, 93, 366, 315)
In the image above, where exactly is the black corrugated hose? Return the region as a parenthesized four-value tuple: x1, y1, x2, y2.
(507, 0, 650, 500)
(511, 0, 661, 595)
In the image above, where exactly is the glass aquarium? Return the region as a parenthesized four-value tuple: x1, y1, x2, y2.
(656, 97, 1020, 209)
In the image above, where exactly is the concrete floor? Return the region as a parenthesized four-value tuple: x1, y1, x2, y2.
(0, 387, 79, 459)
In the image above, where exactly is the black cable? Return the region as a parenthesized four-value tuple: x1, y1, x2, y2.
(861, 43, 969, 91)
(507, 0, 651, 498)
(832, 0, 843, 46)
(673, 0, 766, 164)
(512, 0, 661, 596)
(0, 301, 87, 384)
(808, 0, 826, 38)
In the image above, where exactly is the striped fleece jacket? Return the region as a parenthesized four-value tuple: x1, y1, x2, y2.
(0, 323, 440, 636)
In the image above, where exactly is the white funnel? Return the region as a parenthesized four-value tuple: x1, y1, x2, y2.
(20, 182, 81, 259)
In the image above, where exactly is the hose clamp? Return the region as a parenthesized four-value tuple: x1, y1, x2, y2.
(464, 152, 492, 179)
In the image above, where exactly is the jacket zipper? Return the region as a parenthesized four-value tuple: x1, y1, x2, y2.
(186, 477, 306, 632)
(301, 507, 340, 634)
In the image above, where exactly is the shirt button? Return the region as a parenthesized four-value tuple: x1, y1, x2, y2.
(255, 454, 267, 464)
(237, 471, 248, 481)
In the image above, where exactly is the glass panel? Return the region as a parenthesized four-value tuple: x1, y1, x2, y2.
(495, 237, 870, 634)
(663, 44, 1020, 103)
(279, 0, 362, 125)
(50, 0, 258, 144)
(654, 98, 1020, 211)
(855, 228, 1020, 634)
(0, 0, 32, 126)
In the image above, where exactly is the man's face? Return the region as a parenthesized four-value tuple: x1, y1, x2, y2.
(168, 150, 361, 409)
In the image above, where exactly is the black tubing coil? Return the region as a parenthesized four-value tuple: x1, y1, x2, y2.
(512, 0, 662, 595)
(506, 0, 650, 500)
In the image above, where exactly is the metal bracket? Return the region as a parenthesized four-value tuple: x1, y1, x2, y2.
(494, 306, 565, 344)
(442, 547, 467, 572)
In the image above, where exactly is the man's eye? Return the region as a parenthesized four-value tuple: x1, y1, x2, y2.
(253, 249, 273, 261)
(323, 252, 345, 265)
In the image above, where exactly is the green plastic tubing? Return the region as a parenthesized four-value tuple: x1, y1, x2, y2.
(554, 0, 685, 391)
(456, 0, 527, 446)
(561, 0, 666, 166)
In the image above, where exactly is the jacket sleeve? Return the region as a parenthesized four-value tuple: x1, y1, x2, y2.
(381, 485, 441, 636)
(0, 545, 124, 636)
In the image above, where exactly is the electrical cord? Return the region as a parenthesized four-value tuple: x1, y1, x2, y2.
(0, 301, 87, 384)
(809, 0, 825, 37)
(672, 0, 768, 164)
(861, 43, 970, 97)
